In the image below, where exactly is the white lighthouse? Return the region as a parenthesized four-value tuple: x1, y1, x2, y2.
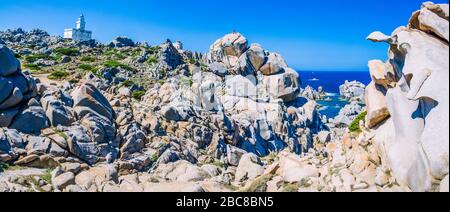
(64, 14, 92, 42)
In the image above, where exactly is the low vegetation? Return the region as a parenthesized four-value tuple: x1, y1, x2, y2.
(80, 56, 96, 62)
(53, 47, 79, 56)
(349, 111, 367, 133)
(0, 162, 9, 173)
(48, 70, 69, 80)
(104, 60, 134, 72)
(23, 63, 41, 71)
(41, 168, 53, 184)
(242, 174, 273, 192)
(132, 90, 146, 100)
(24, 53, 54, 63)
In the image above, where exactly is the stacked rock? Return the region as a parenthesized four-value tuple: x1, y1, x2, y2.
(0, 44, 39, 131)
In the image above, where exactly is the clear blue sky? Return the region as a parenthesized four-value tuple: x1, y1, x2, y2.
(0, 0, 447, 71)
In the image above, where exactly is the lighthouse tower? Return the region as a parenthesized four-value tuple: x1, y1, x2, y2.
(64, 14, 92, 42)
(76, 14, 86, 30)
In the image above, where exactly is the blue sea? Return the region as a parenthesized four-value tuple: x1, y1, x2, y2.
(298, 71, 371, 118)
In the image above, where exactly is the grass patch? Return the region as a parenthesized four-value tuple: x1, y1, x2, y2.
(80, 56, 96, 62)
(41, 168, 53, 184)
(104, 60, 134, 72)
(151, 153, 159, 163)
(121, 80, 134, 87)
(146, 56, 158, 64)
(349, 111, 367, 133)
(48, 70, 69, 80)
(188, 58, 197, 64)
(147, 46, 161, 54)
(180, 77, 193, 87)
(114, 53, 126, 60)
(242, 174, 273, 192)
(24, 53, 53, 63)
(132, 90, 146, 100)
(53, 47, 79, 56)
(79, 64, 94, 71)
(212, 160, 225, 168)
(282, 182, 300, 192)
(23, 63, 41, 71)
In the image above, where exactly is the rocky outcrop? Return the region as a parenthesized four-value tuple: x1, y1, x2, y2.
(109, 36, 135, 48)
(339, 80, 366, 103)
(68, 83, 118, 165)
(1, 45, 39, 130)
(366, 1, 449, 192)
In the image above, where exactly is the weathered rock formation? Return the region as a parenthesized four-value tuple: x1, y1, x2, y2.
(366, 1, 449, 192)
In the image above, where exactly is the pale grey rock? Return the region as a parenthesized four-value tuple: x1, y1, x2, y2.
(153, 160, 210, 182)
(367, 9, 449, 191)
(160, 105, 194, 121)
(159, 40, 184, 69)
(365, 82, 390, 128)
(0, 107, 19, 127)
(0, 77, 14, 103)
(0, 44, 20, 77)
(226, 145, 247, 166)
(208, 62, 228, 77)
(415, 6, 449, 41)
(339, 80, 366, 102)
(109, 36, 135, 48)
(259, 68, 300, 102)
(207, 32, 248, 64)
(235, 153, 264, 183)
(279, 151, 319, 183)
(71, 83, 114, 121)
(75, 164, 118, 190)
(440, 175, 449, 192)
(10, 99, 48, 134)
(259, 52, 287, 75)
(245, 43, 267, 71)
(225, 74, 258, 100)
(52, 172, 75, 190)
(142, 182, 204, 192)
(0, 87, 23, 111)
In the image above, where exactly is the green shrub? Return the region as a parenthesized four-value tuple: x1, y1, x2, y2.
(146, 56, 158, 64)
(25, 53, 53, 63)
(23, 63, 41, 71)
(132, 90, 146, 100)
(79, 64, 94, 71)
(41, 168, 53, 184)
(188, 58, 197, 64)
(14, 53, 22, 59)
(349, 111, 367, 133)
(151, 153, 159, 163)
(114, 53, 126, 60)
(53, 47, 79, 56)
(147, 46, 161, 54)
(212, 160, 225, 168)
(80, 56, 96, 62)
(0, 162, 9, 173)
(282, 183, 300, 192)
(121, 80, 134, 87)
(180, 77, 193, 87)
(79, 64, 99, 75)
(104, 60, 121, 68)
(104, 60, 134, 72)
(48, 70, 69, 80)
